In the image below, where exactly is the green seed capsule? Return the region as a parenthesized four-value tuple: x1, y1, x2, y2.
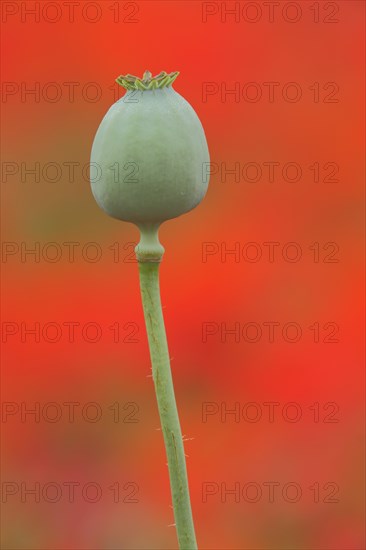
(90, 71, 210, 225)
(89, 71, 204, 549)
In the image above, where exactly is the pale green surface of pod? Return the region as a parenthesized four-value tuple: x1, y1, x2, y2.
(90, 76, 210, 225)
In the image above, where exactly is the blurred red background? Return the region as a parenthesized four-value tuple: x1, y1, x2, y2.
(1, 1, 365, 549)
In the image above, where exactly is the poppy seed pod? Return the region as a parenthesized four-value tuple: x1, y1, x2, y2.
(90, 71, 210, 226)
(89, 71, 207, 549)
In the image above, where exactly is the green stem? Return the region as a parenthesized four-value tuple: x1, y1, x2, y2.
(135, 224, 198, 550)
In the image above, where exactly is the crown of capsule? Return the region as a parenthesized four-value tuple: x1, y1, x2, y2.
(116, 70, 180, 91)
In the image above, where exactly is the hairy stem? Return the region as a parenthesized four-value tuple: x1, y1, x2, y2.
(136, 225, 197, 550)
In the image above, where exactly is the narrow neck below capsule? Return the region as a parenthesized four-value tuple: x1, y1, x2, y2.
(135, 223, 165, 263)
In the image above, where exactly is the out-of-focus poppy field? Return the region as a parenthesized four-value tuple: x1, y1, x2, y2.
(1, 1, 364, 548)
